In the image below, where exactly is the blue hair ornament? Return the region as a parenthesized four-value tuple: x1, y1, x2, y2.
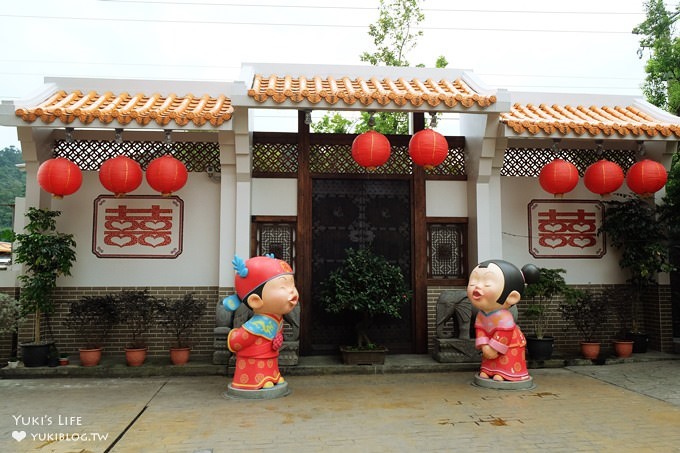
(232, 255, 248, 278)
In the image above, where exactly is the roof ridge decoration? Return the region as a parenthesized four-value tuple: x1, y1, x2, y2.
(15, 90, 234, 127)
(501, 102, 680, 138)
(247, 74, 497, 108)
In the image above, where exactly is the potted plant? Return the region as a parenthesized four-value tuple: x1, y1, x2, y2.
(12, 208, 77, 367)
(600, 194, 673, 352)
(157, 293, 206, 365)
(523, 268, 569, 361)
(0, 293, 23, 367)
(65, 294, 119, 366)
(604, 287, 635, 358)
(558, 289, 608, 359)
(118, 289, 158, 366)
(319, 248, 411, 365)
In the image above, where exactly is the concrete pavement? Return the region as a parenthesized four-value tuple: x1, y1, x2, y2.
(1, 359, 680, 452)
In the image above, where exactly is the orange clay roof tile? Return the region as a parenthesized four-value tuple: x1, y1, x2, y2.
(247, 74, 497, 108)
(15, 90, 234, 127)
(501, 103, 680, 138)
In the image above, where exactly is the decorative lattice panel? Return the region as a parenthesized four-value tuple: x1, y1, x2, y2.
(254, 222, 296, 269)
(426, 145, 466, 176)
(501, 147, 637, 177)
(310, 142, 413, 175)
(252, 132, 466, 177)
(427, 223, 465, 279)
(53, 139, 220, 172)
(252, 142, 299, 175)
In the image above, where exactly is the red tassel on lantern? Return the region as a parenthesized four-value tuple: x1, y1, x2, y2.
(99, 156, 143, 197)
(583, 160, 624, 196)
(145, 155, 188, 196)
(626, 159, 667, 197)
(538, 159, 579, 198)
(351, 130, 391, 171)
(408, 129, 449, 170)
(37, 157, 82, 199)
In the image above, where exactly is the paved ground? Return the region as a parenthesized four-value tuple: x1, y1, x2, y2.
(1, 360, 680, 452)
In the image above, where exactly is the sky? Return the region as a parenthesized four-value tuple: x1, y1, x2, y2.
(0, 0, 653, 149)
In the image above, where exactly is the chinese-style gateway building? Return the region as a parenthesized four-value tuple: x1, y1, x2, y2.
(1, 63, 678, 360)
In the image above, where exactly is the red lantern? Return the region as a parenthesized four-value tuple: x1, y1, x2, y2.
(99, 156, 143, 197)
(538, 159, 579, 197)
(408, 129, 448, 170)
(583, 160, 624, 196)
(351, 130, 391, 170)
(626, 159, 668, 196)
(37, 157, 82, 199)
(145, 155, 188, 196)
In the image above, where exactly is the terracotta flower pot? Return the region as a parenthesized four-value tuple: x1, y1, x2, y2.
(125, 347, 147, 367)
(169, 347, 191, 366)
(79, 348, 102, 367)
(613, 340, 634, 358)
(580, 342, 601, 360)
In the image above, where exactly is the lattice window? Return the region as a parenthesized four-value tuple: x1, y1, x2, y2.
(53, 139, 220, 172)
(253, 219, 296, 271)
(427, 221, 467, 280)
(310, 142, 414, 175)
(501, 147, 637, 177)
(252, 142, 299, 175)
(252, 132, 466, 177)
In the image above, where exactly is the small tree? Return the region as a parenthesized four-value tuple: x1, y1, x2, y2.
(558, 290, 608, 343)
(65, 295, 119, 349)
(12, 208, 77, 343)
(600, 194, 673, 332)
(157, 293, 206, 349)
(118, 290, 158, 349)
(319, 248, 411, 349)
(523, 268, 569, 339)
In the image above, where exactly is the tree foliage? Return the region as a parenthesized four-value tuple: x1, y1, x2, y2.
(312, 0, 447, 135)
(633, 0, 680, 115)
(0, 146, 26, 233)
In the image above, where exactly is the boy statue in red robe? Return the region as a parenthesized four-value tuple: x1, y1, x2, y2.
(223, 255, 299, 394)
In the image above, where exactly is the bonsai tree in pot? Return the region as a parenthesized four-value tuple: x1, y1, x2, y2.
(157, 293, 206, 365)
(118, 289, 158, 366)
(558, 289, 608, 360)
(319, 247, 411, 364)
(12, 208, 77, 367)
(0, 293, 23, 366)
(600, 194, 673, 352)
(64, 294, 119, 366)
(523, 268, 569, 361)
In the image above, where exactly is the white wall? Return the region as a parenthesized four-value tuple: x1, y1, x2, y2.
(500, 176, 626, 285)
(252, 178, 297, 216)
(52, 172, 221, 287)
(425, 181, 467, 217)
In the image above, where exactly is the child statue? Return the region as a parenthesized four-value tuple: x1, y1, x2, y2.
(223, 255, 299, 394)
(467, 259, 539, 382)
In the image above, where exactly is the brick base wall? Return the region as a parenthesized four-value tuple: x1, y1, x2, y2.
(14, 286, 221, 362)
(427, 283, 674, 356)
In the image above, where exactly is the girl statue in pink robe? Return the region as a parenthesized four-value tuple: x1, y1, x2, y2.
(467, 260, 539, 381)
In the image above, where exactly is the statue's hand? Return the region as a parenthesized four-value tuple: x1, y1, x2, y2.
(272, 331, 284, 350)
(481, 345, 498, 360)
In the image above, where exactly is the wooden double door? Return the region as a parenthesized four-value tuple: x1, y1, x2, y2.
(306, 178, 414, 354)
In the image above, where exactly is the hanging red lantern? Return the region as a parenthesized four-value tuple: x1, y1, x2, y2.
(351, 130, 391, 170)
(625, 159, 668, 196)
(37, 157, 82, 199)
(145, 155, 188, 196)
(583, 159, 624, 196)
(99, 156, 143, 197)
(408, 129, 449, 170)
(538, 158, 579, 197)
